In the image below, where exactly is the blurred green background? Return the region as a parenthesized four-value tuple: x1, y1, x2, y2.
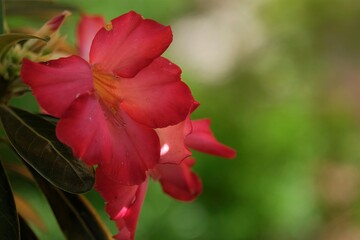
(5, 0, 360, 239)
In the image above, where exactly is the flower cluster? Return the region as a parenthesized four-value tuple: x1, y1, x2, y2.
(20, 11, 236, 240)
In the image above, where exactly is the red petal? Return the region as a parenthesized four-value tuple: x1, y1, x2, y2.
(89, 11, 172, 78)
(95, 167, 148, 240)
(155, 158, 202, 201)
(21, 56, 93, 118)
(119, 57, 195, 128)
(156, 116, 192, 164)
(56, 93, 160, 185)
(185, 119, 236, 158)
(77, 15, 105, 61)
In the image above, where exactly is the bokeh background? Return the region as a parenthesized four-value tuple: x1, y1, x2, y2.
(4, 0, 360, 239)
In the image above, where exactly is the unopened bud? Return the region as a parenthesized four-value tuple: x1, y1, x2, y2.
(37, 11, 71, 37)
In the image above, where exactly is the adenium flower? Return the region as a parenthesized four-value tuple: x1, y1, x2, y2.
(21, 11, 236, 240)
(96, 113, 236, 239)
(21, 11, 195, 186)
(73, 13, 236, 240)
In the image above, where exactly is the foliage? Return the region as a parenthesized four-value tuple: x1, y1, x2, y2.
(0, 1, 110, 239)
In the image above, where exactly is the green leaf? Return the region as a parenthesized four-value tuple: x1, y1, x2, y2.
(0, 33, 48, 58)
(30, 169, 112, 240)
(19, 215, 38, 240)
(0, 161, 20, 239)
(15, 192, 46, 232)
(0, 105, 95, 193)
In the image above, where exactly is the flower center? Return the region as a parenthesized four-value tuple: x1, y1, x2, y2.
(92, 67, 121, 110)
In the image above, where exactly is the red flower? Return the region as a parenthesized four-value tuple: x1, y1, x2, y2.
(95, 113, 236, 239)
(22, 11, 236, 240)
(21, 11, 195, 185)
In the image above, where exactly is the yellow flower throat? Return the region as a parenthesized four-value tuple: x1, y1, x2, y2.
(92, 67, 122, 109)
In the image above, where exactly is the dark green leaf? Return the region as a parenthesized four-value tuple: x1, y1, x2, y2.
(0, 33, 48, 58)
(30, 168, 112, 240)
(0, 105, 95, 193)
(62, 192, 112, 240)
(0, 161, 20, 239)
(37, 113, 58, 125)
(19, 215, 38, 240)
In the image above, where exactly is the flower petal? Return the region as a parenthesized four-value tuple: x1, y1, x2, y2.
(119, 57, 195, 128)
(77, 15, 105, 61)
(156, 116, 192, 164)
(90, 11, 172, 78)
(56, 93, 160, 185)
(95, 167, 148, 240)
(155, 158, 202, 201)
(21, 56, 93, 117)
(185, 119, 236, 158)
